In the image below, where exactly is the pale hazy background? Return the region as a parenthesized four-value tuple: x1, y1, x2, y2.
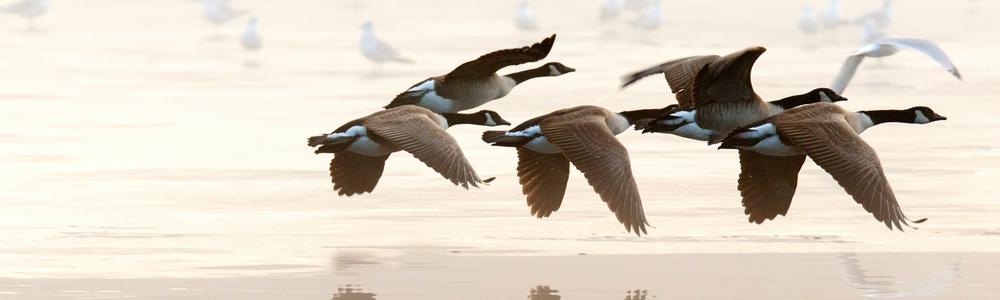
(1, 0, 999, 299)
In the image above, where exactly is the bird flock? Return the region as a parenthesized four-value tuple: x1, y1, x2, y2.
(308, 29, 959, 235)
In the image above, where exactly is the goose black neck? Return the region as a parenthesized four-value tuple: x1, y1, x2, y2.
(770, 92, 819, 109)
(441, 112, 483, 126)
(618, 108, 665, 125)
(505, 66, 551, 84)
(859, 109, 913, 125)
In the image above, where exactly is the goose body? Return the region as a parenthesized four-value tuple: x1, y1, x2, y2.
(308, 105, 510, 196)
(482, 105, 666, 235)
(621, 48, 847, 143)
(240, 17, 261, 51)
(831, 37, 961, 94)
(718, 102, 946, 229)
(359, 21, 413, 66)
(385, 34, 574, 113)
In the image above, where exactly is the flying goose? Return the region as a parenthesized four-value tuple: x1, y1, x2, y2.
(481, 105, 668, 235)
(2, 0, 47, 29)
(308, 105, 510, 196)
(385, 34, 574, 113)
(514, 0, 539, 31)
(360, 21, 413, 70)
(831, 37, 961, 94)
(621, 47, 847, 143)
(718, 102, 946, 230)
(240, 16, 261, 52)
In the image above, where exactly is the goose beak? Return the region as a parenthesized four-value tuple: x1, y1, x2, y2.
(933, 115, 948, 121)
(834, 95, 848, 102)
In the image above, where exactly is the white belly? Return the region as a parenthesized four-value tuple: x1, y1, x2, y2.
(348, 136, 398, 156)
(415, 90, 457, 113)
(748, 136, 804, 157)
(523, 135, 562, 154)
(671, 123, 715, 141)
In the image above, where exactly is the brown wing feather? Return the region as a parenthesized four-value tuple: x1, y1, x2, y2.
(691, 46, 766, 107)
(621, 55, 720, 108)
(517, 148, 571, 218)
(329, 152, 390, 196)
(540, 110, 648, 235)
(737, 150, 807, 223)
(446, 34, 556, 78)
(364, 107, 483, 188)
(777, 118, 920, 230)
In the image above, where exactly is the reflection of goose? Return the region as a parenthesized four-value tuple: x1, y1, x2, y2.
(624, 289, 648, 300)
(514, 0, 539, 31)
(331, 285, 377, 300)
(529, 286, 561, 300)
(831, 37, 962, 94)
(2, 0, 48, 29)
(838, 253, 962, 298)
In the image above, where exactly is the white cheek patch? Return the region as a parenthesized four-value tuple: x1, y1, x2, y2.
(548, 65, 560, 76)
(819, 91, 832, 102)
(484, 113, 496, 126)
(914, 110, 931, 124)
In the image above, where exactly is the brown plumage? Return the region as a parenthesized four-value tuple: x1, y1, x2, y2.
(329, 152, 389, 196)
(446, 34, 556, 78)
(621, 55, 721, 108)
(690, 46, 776, 135)
(737, 150, 806, 223)
(485, 105, 655, 235)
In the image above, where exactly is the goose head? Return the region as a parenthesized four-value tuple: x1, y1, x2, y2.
(907, 106, 947, 124)
(444, 110, 511, 127)
(810, 88, 848, 103)
(542, 62, 576, 76)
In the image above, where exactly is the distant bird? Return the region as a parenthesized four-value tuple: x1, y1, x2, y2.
(240, 16, 261, 52)
(820, 0, 844, 28)
(2, 0, 48, 29)
(308, 105, 510, 196)
(632, 0, 661, 31)
(202, 0, 245, 28)
(385, 34, 574, 113)
(359, 21, 413, 70)
(482, 105, 668, 235)
(514, 0, 539, 31)
(600, 0, 624, 22)
(624, 0, 651, 12)
(831, 37, 962, 94)
(798, 4, 821, 34)
(859, 19, 886, 45)
(719, 102, 944, 229)
(854, 0, 893, 30)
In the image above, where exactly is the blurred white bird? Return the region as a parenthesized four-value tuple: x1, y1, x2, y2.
(855, 0, 893, 30)
(831, 37, 962, 94)
(600, 0, 624, 22)
(514, 0, 539, 31)
(360, 21, 413, 70)
(202, 0, 245, 27)
(632, 0, 661, 31)
(859, 19, 885, 45)
(240, 16, 261, 52)
(624, 0, 651, 12)
(820, 0, 844, 28)
(798, 4, 821, 34)
(2, 0, 48, 29)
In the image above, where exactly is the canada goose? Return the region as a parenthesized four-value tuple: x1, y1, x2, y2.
(718, 102, 946, 230)
(360, 21, 413, 69)
(831, 37, 961, 94)
(514, 0, 539, 31)
(385, 34, 574, 113)
(2, 0, 47, 29)
(240, 17, 261, 52)
(202, 0, 245, 27)
(308, 105, 510, 196)
(798, 5, 821, 35)
(481, 105, 668, 235)
(621, 47, 847, 143)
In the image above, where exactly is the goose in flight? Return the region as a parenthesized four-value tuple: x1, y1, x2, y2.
(831, 37, 961, 94)
(719, 102, 945, 230)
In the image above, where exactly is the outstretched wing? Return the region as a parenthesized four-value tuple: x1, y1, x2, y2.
(877, 37, 961, 79)
(516, 148, 571, 218)
(621, 55, 721, 108)
(329, 152, 390, 196)
(737, 150, 807, 223)
(691, 46, 766, 107)
(445, 34, 556, 78)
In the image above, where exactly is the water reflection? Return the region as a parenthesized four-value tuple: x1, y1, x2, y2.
(529, 285, 560, 300)
(838, 253, 962, 298)
(332, 285, 376, 300)
(624, 289, 648, 300)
